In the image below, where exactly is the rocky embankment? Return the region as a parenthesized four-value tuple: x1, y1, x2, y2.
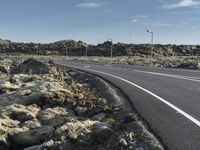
(0, 38, 200, 57)
(0, 58, 164, 150)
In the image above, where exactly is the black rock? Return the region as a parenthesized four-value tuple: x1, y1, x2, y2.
(11, 58, 51, 74)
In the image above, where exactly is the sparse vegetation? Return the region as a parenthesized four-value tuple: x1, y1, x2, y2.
(107, 117, 116, 124)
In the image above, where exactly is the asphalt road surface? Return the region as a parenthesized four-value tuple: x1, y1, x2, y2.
(56, 60, 200, 150)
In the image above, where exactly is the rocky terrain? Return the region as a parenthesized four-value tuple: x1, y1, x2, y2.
(0, 38, 200, 57)
(62, 56, 200, 70)
(0, 57, 164, 150)
(1, 38, 199, 70)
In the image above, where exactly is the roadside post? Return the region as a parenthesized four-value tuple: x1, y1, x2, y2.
(146, 29, 154, 66)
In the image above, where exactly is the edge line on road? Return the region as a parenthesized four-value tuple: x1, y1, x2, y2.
(60, 63, 200, 127)
(133, 69, 200, 82)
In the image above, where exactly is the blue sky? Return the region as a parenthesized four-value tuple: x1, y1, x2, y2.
(0, 0, 200, 44)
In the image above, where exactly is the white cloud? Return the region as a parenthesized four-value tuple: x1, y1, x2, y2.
(104, 8, 113, 13)
(176, 21, 189, 28)
(187, 18, 199, 21)
(151, 21, 173, 27)
(162, 0, 200, 9)
(76, 2, 104, 8)
(130, 15, 150, 23)
(132, 19, 138, 23)
(140, 21, 173, 28)
(191, 25, 199, 29)
(182, 21, 188, 25)
(131, 15, 150, 19)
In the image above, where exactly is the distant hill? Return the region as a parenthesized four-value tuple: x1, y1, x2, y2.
(0, 38, 200, 57)
(0, 38, 11, 45)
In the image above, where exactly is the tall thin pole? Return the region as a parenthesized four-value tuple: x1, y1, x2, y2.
(146, 29, 154, 66)
(66, 47, 68, 59)
(107, 39, 113, 58)
(111, 40, 113, 58)
(85, 46, 88, 57)
(151, 32, 153, 66)
(198, 52, 200, 67)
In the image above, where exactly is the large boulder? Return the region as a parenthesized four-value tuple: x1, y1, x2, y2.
(55, 119, 97, 140)
(22, 119, 41, 129)
(10, 126, 54, 148)
(197, 62, 200, 70)
(0, 39, 11, 45)
(23, 140, 55, 150)
(92, 122, 113, 143)
(0, 104, 40, 124)
(0, 80, 19, 91)
(11, 58, 51, 74)
(0, 65, 8, 73)
(0, 125, 11, 150)
(36, 107, 71, 126)
(0, 73, 71, 106)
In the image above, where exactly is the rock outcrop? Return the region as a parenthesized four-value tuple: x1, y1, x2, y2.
(11, 58, 52, 75)
(0, 38, 200, 57)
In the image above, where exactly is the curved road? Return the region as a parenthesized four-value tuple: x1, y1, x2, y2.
(56, 60, 200, 150)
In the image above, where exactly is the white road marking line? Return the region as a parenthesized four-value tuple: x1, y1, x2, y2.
(79, 63, 200, 82)
(62, 63, 200, 127)
(133, 70, 200, 83)
(105, 64, 112, 67)
(175, 75, 200, 80)
(84, 65, 91, 68)
(154, 66, 200, 73)
(115, 64, 200, 73)
(94, 64, 200, 82)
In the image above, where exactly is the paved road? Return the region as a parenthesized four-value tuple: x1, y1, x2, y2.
(56, 60, 200, 150)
